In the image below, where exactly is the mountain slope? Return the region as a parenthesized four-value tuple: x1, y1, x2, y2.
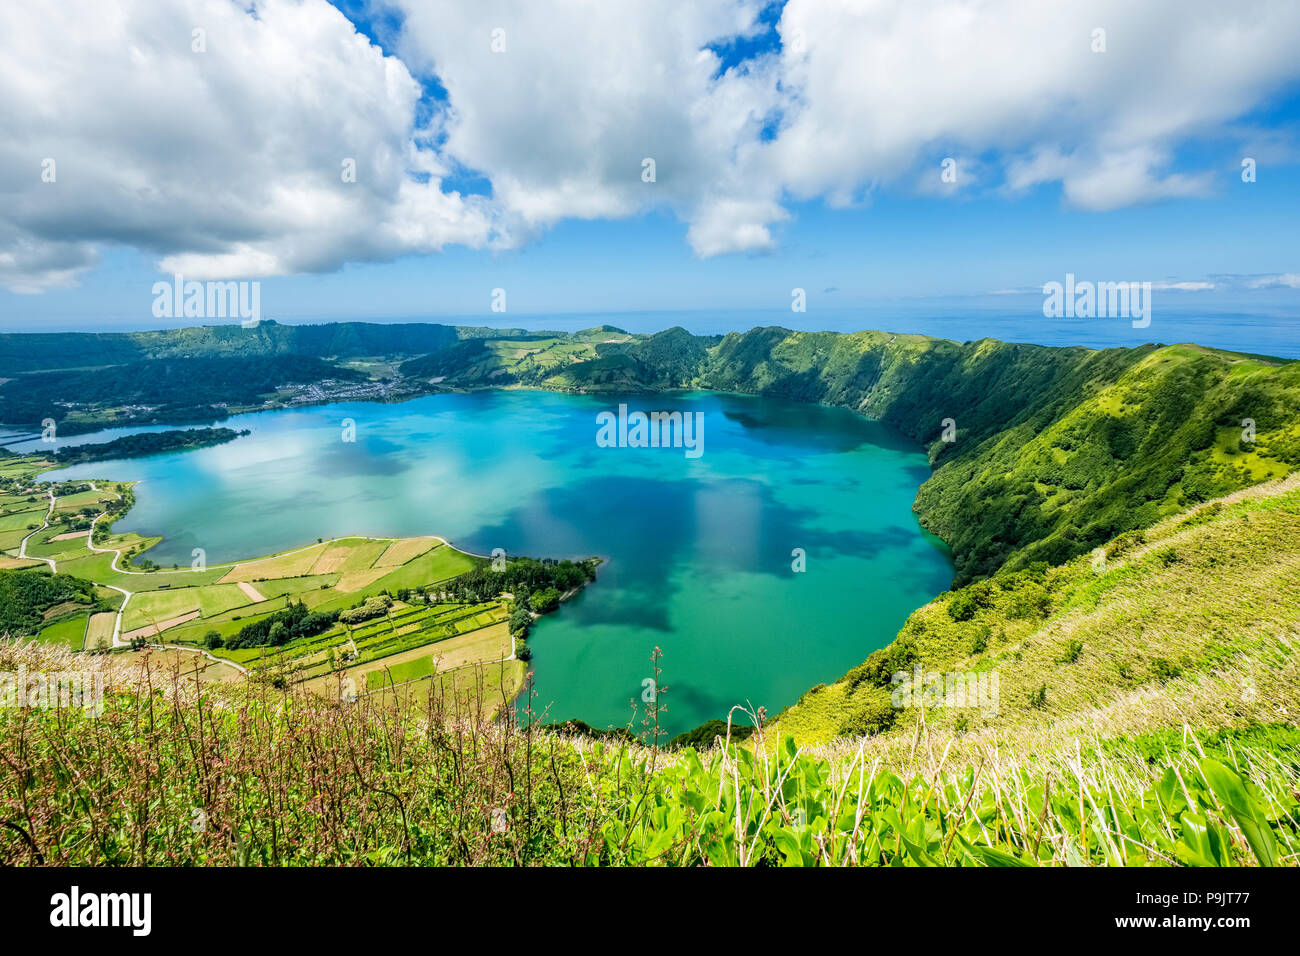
(0, 320, 481, 374)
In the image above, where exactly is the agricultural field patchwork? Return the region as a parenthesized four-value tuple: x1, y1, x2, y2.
(0, 454, 558, 709)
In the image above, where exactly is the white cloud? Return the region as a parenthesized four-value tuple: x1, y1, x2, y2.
(0, 0, 497, 291)
(388, 0, 783, 254)
(1151, 280, 1216, 291)
(1247, 273, 1300, 289)
(772, 0, 1300, 211)
(2, 0, 1300, 291)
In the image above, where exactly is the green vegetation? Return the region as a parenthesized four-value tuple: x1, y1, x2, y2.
(668, 719, 756, 750)
(49, 427, 250, 463)
(442, 557, 599, 606)
(223, 600, 339, 649)
(3, 639, 1296, 866)
(0, 355, 364, 430)
(0, 568, 99, 638)
(337, 595, 392, 626)
(0, 320, 469, 375)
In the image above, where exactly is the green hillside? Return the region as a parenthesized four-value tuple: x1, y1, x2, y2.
(0, 320, 484, 374)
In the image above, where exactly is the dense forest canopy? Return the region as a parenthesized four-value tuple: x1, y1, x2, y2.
(0, 569, 98, 638)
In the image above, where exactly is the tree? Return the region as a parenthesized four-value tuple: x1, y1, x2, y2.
(509, 605, 532, 638)
(204, 630, 223, 649)
(530, 587, 561, 614)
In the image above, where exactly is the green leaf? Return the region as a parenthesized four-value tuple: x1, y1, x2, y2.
(957, 835, 1035, 867)
(1200, 758, 1278, 867)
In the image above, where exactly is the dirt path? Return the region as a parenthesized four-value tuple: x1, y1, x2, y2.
(237, 580, 267, 603)
(120, 609, 202, 643)
(17, 489, 56, 571)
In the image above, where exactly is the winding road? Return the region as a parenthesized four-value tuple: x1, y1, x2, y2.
(20, 480, 246, 673)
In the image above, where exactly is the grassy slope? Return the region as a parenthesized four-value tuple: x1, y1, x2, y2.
(3, 634, 1297, 866)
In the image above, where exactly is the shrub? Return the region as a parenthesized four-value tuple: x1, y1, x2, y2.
(508, 605, 532, 637)
(338, 597, 390, 625)
(1056, 639, 1083, 664)
(947, 580, 993, 622)
(226, 601, 338, 649)
(844, 637, 918, 691)
(1006, 583, 1051, 620)
(1151, 657, 1182, 682)
(838, 693, 898, 737)
(667, 719, 756, 750)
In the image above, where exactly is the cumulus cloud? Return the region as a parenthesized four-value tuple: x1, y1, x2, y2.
(772, 0, 1300, 209)
(0, 0, 496, 291)
(388, 0, 784, 252)
(2, 0, 1299, 291)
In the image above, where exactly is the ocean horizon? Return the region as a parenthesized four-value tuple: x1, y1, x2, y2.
(5, 299, 1299, 359)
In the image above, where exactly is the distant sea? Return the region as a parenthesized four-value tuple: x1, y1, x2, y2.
(7, 296, 1298, 358)
(434, 300, 1299, 359)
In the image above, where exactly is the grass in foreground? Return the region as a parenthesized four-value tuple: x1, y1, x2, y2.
(1, 640, 1296, 867)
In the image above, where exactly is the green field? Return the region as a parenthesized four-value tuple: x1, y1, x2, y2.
(366, 653, 436, 689)
(0, 452, 537, 698)
(37, 611, 89, 650)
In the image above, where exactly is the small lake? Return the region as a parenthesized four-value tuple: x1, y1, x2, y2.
(39, 389, 953, 735)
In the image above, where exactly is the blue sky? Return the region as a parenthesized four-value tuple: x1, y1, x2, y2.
(2, 0, 1298, 345)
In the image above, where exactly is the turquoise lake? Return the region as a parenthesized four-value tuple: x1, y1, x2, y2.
(40, 390, 953, 735)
